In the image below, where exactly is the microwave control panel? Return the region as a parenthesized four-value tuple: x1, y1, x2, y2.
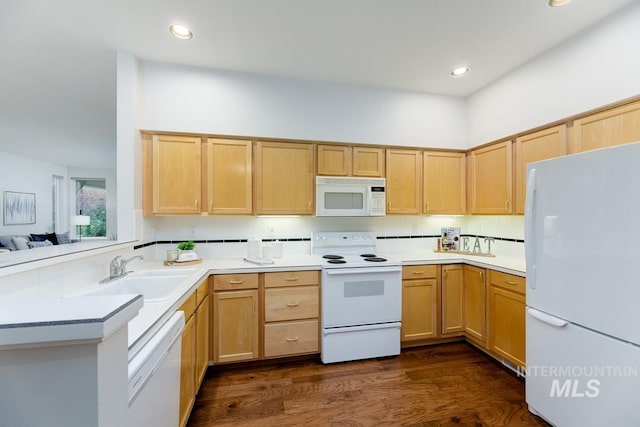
(369, 186, 386, 216)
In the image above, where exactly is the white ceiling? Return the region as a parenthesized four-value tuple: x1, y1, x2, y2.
(0, 0, 636, 168)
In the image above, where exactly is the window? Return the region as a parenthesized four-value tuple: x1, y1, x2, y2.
(73, 178, 107, 238)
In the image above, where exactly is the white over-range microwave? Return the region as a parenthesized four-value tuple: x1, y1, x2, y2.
(316, 176, 386, 217)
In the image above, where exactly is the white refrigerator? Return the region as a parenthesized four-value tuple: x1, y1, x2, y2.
(524, 142, 640, 426)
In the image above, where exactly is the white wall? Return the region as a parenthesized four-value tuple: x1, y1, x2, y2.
(0, 151, 68, 236)
(467, 2, 640, 147)
(116, 51, 142, 242)
(139, 62, 468, 149)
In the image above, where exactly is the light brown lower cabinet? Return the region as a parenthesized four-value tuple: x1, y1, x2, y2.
(213, 288, 259, 363)
(263, 271, 320, 358)
(401, 265, 438, 342)
(463, 265, 487, 346)
(440, 264, 464, 336)
(488, 271, 526, 368)
(211, 271, 320, 363)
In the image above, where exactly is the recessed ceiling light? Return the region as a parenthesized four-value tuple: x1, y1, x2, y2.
(548, 0, 572, 7)
(169, 24, 193, 40)
(450, 66, 470, 77)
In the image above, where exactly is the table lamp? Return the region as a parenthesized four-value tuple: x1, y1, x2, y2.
(72, 214, 90, 242)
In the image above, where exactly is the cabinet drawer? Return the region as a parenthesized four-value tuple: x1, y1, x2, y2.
(489, 270, 526, 294)
(402, 265, 437, 280)
(212, 273, 259, 291)
(178, 292, 197, 319)
(195, 279, 209, 307)
(264, 320, 319, 357)
(264, 270, 319, 288)
(265, 286, 319, 322)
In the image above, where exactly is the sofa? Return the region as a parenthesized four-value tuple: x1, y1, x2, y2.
(0, 232, 74, 251)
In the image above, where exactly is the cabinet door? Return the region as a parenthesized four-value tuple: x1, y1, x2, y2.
(489, 286, 526, 368)
(254, 141, 314, 214)
(423, 151, 465, 214)
(401, 278, 438, 342)
(463, 265, 487, 345)
(206, 138, 252, 214)
(179, 313, 196, 427)
(353, 146, 385, 177)
(469, 141, 513, 214)
(571, 100, 640, 154)
(441, 265, 464, 335)
(152, 135, 202, 214)
(386, 149, 422, 214)
(317, 144, 352, 176)
(213, 290, 259, 363)
(514, 125, 566, 214)
(195, 294, 210, 388)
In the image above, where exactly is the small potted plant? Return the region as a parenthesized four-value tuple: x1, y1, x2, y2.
(177, 240, 198, 261)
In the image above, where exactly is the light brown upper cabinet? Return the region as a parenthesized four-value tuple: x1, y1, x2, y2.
(254, 141, 314, 215)
(514, 125, 566, 214)
(468, 141, 513, 214)
(317, 144, 385, 177)
(570, 100, 640, 154)
(147, 134, 202, 215)
(205, 138, 252, 214)
(386, 149, 422, 214)
(352, 146, 385, 177)
(423, 151, 465, 214)
(317, 144, 351, 176)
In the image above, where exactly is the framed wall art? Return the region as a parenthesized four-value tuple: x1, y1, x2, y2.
(3, 191, 36, 225)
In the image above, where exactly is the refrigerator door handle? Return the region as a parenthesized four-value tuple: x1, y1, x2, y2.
(525, 168, 537, 289)
(527, 308, 568, 328)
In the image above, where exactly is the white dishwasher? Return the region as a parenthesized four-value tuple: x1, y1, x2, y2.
(128, 311, 184, 427)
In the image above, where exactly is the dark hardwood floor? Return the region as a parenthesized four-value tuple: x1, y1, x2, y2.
(187, 342, 550, 426)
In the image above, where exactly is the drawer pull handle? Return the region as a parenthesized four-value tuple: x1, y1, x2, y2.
(229, 280, 243, 284)
(285, 277, 299, 281)
(412, 271, 424, 275)
(286, 337, 299, 342)
(286, 302, 299, 307)
(505, 280, 518, 285)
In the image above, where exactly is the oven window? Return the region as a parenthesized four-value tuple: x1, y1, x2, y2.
(344, 280, 384, 297)
(324, 192, 364, 210)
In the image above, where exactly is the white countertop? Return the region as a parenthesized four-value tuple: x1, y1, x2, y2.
(0, 294, 143, 348)
(0, 251, 525, 358)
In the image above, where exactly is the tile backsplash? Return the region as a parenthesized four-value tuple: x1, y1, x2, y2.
(0, 215, 525, 300)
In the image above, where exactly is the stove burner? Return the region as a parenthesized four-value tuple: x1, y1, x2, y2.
(364, 257, 387, 262)
(322, 255, 344, 260)
(360, 253, 377, 258)
(327, 259, 347, 264)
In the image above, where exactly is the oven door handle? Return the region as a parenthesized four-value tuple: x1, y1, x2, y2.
(323, 322, 401, 334)
(325, 266, 402, 275)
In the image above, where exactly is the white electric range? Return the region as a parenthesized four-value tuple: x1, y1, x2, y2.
(311, 232, 402, 364)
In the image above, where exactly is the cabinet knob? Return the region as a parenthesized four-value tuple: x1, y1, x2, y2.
(229, 280, 243, 284)
(412, 271, 424, 275)
(210, 200, 213, 212)
(286, 302, 299, 307)
(195, 199, 199, 210)
(285, 277, 299, 282)
(286, 337, 299, 342)
(505, 280, 518, 286)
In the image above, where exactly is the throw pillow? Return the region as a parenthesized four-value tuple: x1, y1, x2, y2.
(27, 240, 54, 249)
(56, 231, 71, 245)
(11, 236, 30, 251)
(31, 232, 59, 245)
(0, 235, 17, 251)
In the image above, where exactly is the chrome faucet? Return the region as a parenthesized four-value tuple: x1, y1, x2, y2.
(102, 255, 144, 283)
